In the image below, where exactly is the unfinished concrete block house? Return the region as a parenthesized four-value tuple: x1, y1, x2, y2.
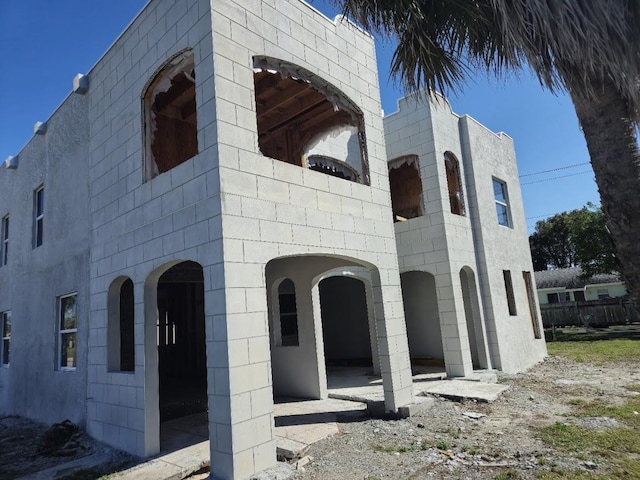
(0, 0, 546, 478)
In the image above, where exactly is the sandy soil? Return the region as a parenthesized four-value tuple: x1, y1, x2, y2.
(293, 355, 640, 479)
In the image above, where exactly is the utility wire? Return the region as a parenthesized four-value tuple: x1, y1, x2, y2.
(521, 170, 592, 186)
(519, 161, 590, 178)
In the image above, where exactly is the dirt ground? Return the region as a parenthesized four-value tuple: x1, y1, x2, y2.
(293, 353, 640, 479)
(1, 329, 639, 480)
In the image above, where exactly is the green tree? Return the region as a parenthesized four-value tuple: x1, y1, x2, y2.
(529, 212, 575, 270)
(529, 205, 617, 276)
(337, 0, 640, 307)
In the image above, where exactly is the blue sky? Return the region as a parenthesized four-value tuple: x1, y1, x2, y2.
(0, 0, 600, 232)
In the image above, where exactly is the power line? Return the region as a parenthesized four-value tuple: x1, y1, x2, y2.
(521, 170, 593, 186)
(519, 162, 590, 178)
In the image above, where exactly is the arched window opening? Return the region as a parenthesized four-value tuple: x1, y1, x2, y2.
(108, 277, 135, 372)
(253, 57, 370, 185)
(278, 279, 299, 346)
(306, 155, 359, 182)
(388, 155, 423, 222)
(444, 152, 465, 216)
(143, 50, 198, 180)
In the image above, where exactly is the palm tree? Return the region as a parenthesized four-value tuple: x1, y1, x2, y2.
(337, 0, 640, 307)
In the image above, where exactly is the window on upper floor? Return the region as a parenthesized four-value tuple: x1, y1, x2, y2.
(1, 311, 10, 366)
(253, 57, 370, 185)
(388, 155, 423, 222)
(34, 186, 44, 248)
(58, 293, 78, 370)
(278, 279, 299, 347)
(143, 50, 198, 180)
(1, 215, 8, 266)
(444, 152, 465, 216)
(503, 270, 517, 315)
(493, 178, 512, 227)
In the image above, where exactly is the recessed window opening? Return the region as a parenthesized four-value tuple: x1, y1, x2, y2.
(253, 57, 370, 185)
(34, 186, 44, 248)
(503, 270, 517, 316)
(547, 292, 559, 304)
(522, 271, 542, 339)
(388, 155, 423, 222)
(278, 279, 299, 347)
(144, 50, 198, 180)
(444, 152, 465, 216)
(1, 311, 10, 366)
(597, 288, 610, 299)
(1, 215, 8, 266)
(58, 293, 78, 370)
(493, 178, 512, 227)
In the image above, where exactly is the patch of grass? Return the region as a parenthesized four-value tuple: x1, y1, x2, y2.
(371, 442, 415, 454)
(494, 468, 520, 479)
(435, 440, 452, 450)
(625, 384, 640, 393)
(537, 469, 606, 479)
(568, 396, 640, 428)
(539, 422, 640, 457)
(547, 338, 640, 364)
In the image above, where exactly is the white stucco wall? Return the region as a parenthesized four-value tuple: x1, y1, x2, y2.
(0, 92, 91, 426)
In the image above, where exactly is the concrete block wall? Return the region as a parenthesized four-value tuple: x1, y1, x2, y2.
(459, 115, 547, 373)
(84, 0, 218, 459)
(0, 93, 91, 425)
(210, 1, 413, 476)
(384, 94, 484, 377)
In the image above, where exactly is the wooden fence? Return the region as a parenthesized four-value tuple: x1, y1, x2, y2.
(540, 297, 638, 328)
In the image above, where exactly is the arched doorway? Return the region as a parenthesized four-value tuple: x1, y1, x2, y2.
(400, 271, 444, 367)
(319, 276, 372, 368)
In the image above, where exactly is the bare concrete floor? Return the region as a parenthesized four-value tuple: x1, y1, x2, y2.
(115, 365, 507, 479)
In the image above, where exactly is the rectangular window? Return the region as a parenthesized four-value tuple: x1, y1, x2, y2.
(503, 270, 517, 315)
(522, 272, 542, 339)
(1, 311, 10, 366)
(597, 288, 610, 299)
(493, 178, 512, 227)
(34, 186, 44, 248)
(547, 292, 559, 304)
(574, 290, 586, 302)
(58, 293, 77, 370)
(1, 215, 8, 266)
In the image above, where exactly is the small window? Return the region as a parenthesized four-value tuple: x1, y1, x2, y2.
(493, 178, 511, 227)
(1, 215, 8, 266)
(307, 155, 359, 182)
(58, 293, 78, 370)
(143, 50, 198, 180)
(574, 291, 586, 302)
(1, 311, 10, 366)
(34, 186, 44, 248)
(388, 155, 423, 222)
(444, 152, 465, 216)
(278, 279, 299, 347)
(522, 271, 541, 339)
(561, 292, 571, 303)
(503, 270, 517, 315)
(547, 293, 559, 304)
(597, 288, 610, 299)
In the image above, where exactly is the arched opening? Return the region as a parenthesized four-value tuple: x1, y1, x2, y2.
(107, 277, 135, 372)
(156, 261, 207, 423)
(306, 154, 359, 182)
(253, 57, 369, 185)
(143, 50, 198, 180)
(400, 271, 444, 369)
(444, 152, 465, 216)
(388, 155, 423, 222)
(319, 276, 372, 368)
(460, 267, 488, 369)
(276, 278, 299, 347)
